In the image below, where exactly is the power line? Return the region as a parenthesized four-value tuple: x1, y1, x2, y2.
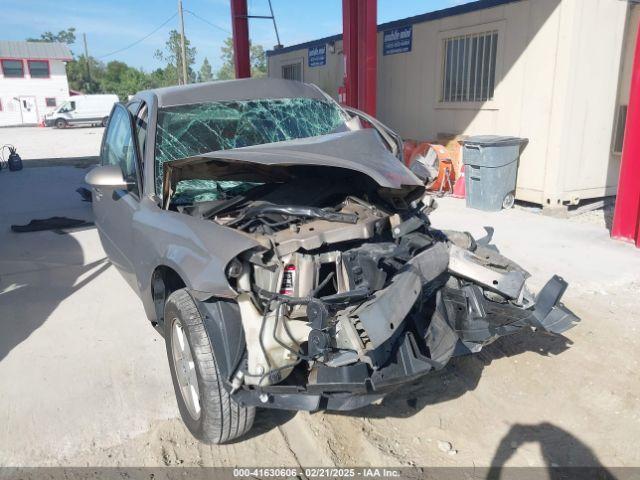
(184, 9, 231, 35)
(98, 12, 178, 59)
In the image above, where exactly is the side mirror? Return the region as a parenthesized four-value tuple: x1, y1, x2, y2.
(85, 165, 129, 189)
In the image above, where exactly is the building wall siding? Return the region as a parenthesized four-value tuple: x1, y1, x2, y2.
(0, 59, 70, 127)
(268, 0, 634, 205)
(543, 0, 630, 205)
(269, 41, 345, 99)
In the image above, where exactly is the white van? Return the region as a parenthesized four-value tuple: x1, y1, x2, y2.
(45, 94, 119, 128)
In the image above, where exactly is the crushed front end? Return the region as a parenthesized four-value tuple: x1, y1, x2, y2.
(216, 194, 579, 412)
(163, 130, 579, 412)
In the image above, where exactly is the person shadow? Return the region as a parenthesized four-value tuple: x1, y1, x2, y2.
(487, 422, 617, 479)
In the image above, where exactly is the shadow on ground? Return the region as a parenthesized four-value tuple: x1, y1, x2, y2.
(334, 328, 573, 420)
(252, 329, 574, 441)
(240, 409, 297, 443)
(0, 230, 110, 362)
(487, 422, 616, 478)
(0, 163, 108, 363)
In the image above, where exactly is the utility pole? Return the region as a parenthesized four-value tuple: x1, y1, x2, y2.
(267, 0, 282, 49)
(82, 33, 91, 84)
(178, 0, 189, 84)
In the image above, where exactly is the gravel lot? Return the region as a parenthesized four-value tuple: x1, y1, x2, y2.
(0, 132, 639, 471)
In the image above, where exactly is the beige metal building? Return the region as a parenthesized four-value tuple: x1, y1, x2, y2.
(267, 0, 640, 208)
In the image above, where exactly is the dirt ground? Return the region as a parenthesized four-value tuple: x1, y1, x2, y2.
(67, 283, 640, 469)
(1, 161, 639, 471)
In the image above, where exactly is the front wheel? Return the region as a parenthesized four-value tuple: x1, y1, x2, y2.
(101, 116, 109, 127)
(54, 118, 67, 129)
(164, 289, 255, 444)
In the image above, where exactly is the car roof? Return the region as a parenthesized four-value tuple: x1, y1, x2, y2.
(135, 77, 327, 108)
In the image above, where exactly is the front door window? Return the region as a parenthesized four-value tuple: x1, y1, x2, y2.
(101, 106, 140, 197)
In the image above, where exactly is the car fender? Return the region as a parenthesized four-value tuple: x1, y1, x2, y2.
(133, 198, 262, 322)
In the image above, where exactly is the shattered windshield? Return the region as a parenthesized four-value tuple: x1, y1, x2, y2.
(155, 97, 347, 203)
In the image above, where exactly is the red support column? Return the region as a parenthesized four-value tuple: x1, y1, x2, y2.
(230, 0, 251, 79)
(612, 20, 640, 247)
(342, 0, 359, 108)
(357, 0, 377, 117)
(342, 0, 377, 115)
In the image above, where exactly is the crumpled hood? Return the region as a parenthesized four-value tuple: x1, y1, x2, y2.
(162, 129, 424, 207)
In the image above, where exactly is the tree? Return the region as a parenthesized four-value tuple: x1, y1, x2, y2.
(66, 55, 103, 93)
(198, 57, 214, 83)
(118, 68, 152, 100)
(99, 61, 154, 100)
(148, 68, 174, 88)
(27, 27, 76, 44)
(154, 29, 197, 85)
(215, 37, 267, 80)
(216, 38, 235, 80)
(250, 44, 267, 78)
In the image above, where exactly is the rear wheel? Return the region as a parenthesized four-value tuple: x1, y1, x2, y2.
(101, 116, 109, 127)
(164, 289, 255, 444)
(54, 118, 67, 129)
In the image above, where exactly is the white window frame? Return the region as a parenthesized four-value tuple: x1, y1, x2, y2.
(280, 58, 304, 82)
(435, 21, 505, 111)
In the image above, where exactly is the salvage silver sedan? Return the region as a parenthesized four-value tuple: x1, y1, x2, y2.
(86, 78, 578, 444)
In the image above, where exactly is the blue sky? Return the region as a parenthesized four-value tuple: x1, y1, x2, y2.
(3, 0, 473, 72)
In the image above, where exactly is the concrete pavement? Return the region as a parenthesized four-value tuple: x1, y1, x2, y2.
(0, 165, 639, 468)
(430, 197, 640, 292)
(0, 166, 177, 464)
(0, 126, 103, 167)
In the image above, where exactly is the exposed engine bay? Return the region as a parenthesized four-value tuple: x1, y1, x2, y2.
(173, 168, 579, 403)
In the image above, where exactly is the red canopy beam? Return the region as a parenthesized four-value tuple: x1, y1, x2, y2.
(612, 20, 640, 247)
(342, 0, 377, 116)
(358, 0, 377, 117)
(342, 0, 359, 108)
(230, 0, 251, 78)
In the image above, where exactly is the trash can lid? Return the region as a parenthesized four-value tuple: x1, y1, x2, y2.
(462, 135, 528, 147)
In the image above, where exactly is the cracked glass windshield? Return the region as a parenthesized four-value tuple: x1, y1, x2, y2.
(155, 97, 347, 203)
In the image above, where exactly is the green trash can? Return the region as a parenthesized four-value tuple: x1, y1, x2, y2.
(461, 136, 528, 211)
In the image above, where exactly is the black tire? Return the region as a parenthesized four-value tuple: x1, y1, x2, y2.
(54, 118, 67, 129)
(101, 116, 109, 127)
(164, 289, 255, 444)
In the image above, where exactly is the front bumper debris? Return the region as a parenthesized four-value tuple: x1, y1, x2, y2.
(233, 274, 578, 412)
